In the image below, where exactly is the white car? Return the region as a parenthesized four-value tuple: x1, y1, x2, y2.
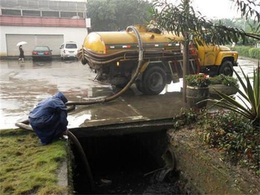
(60, 41, 78, 60)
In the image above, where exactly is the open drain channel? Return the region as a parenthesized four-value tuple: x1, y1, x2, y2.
(69, 118, 183, 194)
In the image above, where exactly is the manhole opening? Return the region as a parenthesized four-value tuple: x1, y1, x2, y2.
(71, 130, 181, 194)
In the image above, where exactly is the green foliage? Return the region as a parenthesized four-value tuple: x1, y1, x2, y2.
(152, 0, 256, 45)
(185, 73, 210, 87)
(235, 46, 251, 57)
(235, 46, 260, 58)
(173, 107, 260, 176)
(249, 48, 260, 58)
(234, 0, 260, 24)
(173, 108, 200, 130)
(209, 74, 238, 87)
(211, 64, 260, 127)
(199, 110, 260, 174)
(87, 0, 153, 31)
(0, 129, 67, 195)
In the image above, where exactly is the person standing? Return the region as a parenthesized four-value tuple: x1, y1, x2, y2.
(29, 92, 68, 145)
(18, 45, 25, 62)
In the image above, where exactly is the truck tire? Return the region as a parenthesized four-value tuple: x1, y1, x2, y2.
(142, 66, 166, 95)
(81, 58, 88, 65)
(219, 61, 233, 76)
(135, 80, 144, 93)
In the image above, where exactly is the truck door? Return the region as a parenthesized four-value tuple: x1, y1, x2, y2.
(202, 44, 217, 66)
(196, 43, 218, 66)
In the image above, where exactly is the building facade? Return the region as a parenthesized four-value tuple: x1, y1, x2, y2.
(0, 0, 88, 57)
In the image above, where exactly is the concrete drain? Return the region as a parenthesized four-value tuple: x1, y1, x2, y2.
(70, 130, 182, 194)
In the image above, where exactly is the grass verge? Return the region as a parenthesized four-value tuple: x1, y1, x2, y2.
(0, 129, 67, 195)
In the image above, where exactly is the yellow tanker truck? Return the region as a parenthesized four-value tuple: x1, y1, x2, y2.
(79, 25, 238, 95)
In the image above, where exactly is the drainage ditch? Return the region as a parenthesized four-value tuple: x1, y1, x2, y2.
(70, 130, 183, 194)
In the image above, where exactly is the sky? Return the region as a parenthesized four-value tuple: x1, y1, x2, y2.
(192, 0, 240, 19)
(166, 0, 241, 19)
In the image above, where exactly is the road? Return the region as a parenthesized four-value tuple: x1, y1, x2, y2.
(0, 57, 258, 130)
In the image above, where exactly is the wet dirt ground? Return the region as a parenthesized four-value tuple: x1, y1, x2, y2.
(0, 57, 258, 130)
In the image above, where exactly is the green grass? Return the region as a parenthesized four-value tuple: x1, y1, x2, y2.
(0, 129, 68, 195)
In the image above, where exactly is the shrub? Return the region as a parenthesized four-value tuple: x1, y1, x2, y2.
(199, 110, 260, 175)
(249, 48, 260, 59)
(235, 46, 251, 57)
(235, 46, 260, 59)
(209, 74, 238, 87)
(210, 64, 260, 127)
(185, 73, 210, 87)
(177, 108, 260, 177)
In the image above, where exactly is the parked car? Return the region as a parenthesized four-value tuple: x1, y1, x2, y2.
(32, 46, 52, 61)
(60, 41, 78, 60)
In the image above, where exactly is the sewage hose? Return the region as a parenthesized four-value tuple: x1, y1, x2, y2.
(15, 25, 144, 192)
(15, 119, 94, 193)
(66, 25, 144, 106)
(67, 130, 94, 193)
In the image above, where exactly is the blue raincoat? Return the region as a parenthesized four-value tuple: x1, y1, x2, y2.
(29, 92, 68, 145)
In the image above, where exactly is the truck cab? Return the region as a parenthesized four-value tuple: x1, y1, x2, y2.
(194, 43, 238, 76)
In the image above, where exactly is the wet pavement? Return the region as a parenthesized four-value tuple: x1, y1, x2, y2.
(0, 57, 258, 130)
(0, 59, 183, 130)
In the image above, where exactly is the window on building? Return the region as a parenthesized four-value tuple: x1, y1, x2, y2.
(42, 11, 59, 18)
(60, 12, 77, 18)
(78, 12, 84, 18)
(23, 10, 41, 17)
(2, 9, 21, 16)
(76, 2, 87, 12)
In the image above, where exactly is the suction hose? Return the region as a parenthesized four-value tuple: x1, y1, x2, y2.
(15, 119, 94, 193)
(67, 130, 94, 192)
(15, 26, 144, 193)
(66, 25, 144, 106)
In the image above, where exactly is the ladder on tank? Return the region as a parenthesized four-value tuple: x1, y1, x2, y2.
(168, 58, 200, 80)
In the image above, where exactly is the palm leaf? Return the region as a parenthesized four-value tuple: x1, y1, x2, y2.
(213, 89, 254, 118)
(210, 99, 253, 119)
(210, 64, 260, 126)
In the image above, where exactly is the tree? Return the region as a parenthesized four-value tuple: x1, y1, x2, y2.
(152, 0, 260, 103)
(235, 0, 260, 24)
(87, 0, 153, 31)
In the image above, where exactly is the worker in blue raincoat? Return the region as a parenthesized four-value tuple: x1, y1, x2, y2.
(29, 92, 68, 145)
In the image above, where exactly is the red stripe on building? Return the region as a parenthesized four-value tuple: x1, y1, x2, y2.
(0, 16, 86, 28)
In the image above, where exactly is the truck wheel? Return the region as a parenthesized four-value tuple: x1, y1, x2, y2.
(81, 58, 88, 65)
(135, 80, 144, 93)
(219, 61, 233, 76)
(142, 66, 166, 95)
